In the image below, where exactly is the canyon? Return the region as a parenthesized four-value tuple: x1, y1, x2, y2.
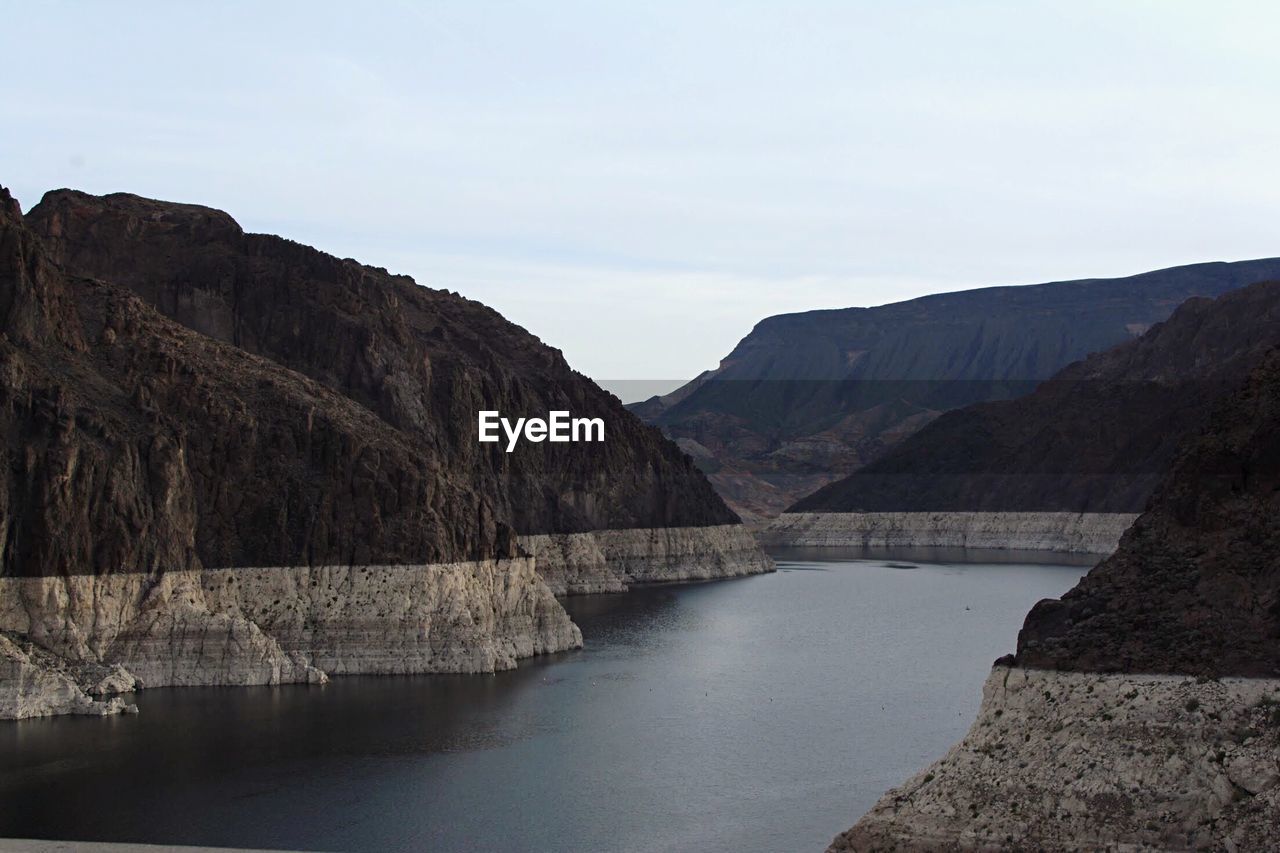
(0, 185, 770, 719)
(632, 260, 1280, 524)
(770, 280, 1280, 556)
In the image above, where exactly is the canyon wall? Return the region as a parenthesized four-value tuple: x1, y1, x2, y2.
(830, 346, 1280, 849)
(0, 184, 767, 718)
(520, 524, 773, 595)
(796, 281, 1280, 520)
(1, 559, 580, 719)
(632, 261, 1280, 522)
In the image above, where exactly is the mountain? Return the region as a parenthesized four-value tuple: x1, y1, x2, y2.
(632, 259, 1280, 523)
(835, 349, 1280, 851)
(27, 189, 737, 538)
(1013, 348, 1280, 678)
(0, 185, 769, 719)
(790, 280, 1280, 515)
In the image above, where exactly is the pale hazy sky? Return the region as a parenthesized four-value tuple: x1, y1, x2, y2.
(6, 2, 1280, 398)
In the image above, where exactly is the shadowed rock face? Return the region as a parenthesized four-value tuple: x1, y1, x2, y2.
(829, 347, 1280, 852)
(0, 185, 513, 576)
(631, 260, 1280, 522)
(1013, 347, 1280, 677)
(0, 185, 738, 579)
(26, 189, 738, 541)
(791, 281, 1280, 515)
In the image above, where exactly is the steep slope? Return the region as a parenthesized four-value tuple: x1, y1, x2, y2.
(24, 189, 770, 594)
(633, 260, 1280, 522)
(793, 281, 1280, 515)
(0, 184, 766, 718)
(832, 351, 1280, 850)
(1013, 349, 1280, 678)
(0, 183, 580, 717)
(770, 282, 1280, 552)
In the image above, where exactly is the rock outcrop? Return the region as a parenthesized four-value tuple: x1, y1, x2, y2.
(836, 668, 1280, 851)
(519, 524, 773, 595)
(26, 189, 739, 539)
(632, 261, 1280, 523)
(0, 633, 136, 719)
(831, 349, 1280, 850)
(0, 560, 579, 689)
(772, 282, 1280, 555)
(0, 184, 767, 718)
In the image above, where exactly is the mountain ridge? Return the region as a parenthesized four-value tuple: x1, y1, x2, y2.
(632, 258, 1280, 521)
(790, 279, 1280, 515)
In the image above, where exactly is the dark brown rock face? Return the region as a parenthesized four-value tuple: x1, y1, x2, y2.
(632, 260, 1280, 522)
(0, 186, 735, 578)
(1014, 348, 1280, 677)
(26, 190, 737, 539)
(792, 281, 1280, 514)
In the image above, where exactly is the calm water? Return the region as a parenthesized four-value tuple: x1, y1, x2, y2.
(0, 548, 1091, 852)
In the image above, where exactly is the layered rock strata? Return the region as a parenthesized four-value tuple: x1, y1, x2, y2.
(0, 633, 136, 719)
(1, 559, 579, 694)
(761, 511, 1138, 555)
(519, 524, 773, 595)
(0, 183, 764, 718)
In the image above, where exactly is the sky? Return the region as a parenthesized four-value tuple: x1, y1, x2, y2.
(6, 2, 1280, 400)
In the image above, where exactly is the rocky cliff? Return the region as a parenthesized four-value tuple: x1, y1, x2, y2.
(519, 524, 772, 595)
(632, 261, 1280, 522)
(831, 349, 1280, 850)
(27, 189, 739, 537)
(0, 185, 768, 718)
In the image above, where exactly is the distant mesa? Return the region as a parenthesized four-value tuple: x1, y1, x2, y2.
(792, 280, 1280, 516)
(630, 258, 1280, 524)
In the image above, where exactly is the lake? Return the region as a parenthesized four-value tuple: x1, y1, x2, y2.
(0, 548, 1092, 852)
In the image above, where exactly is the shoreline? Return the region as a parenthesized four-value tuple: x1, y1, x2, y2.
(761, 511, 1139, 555)
(1, 524, 772, 720)
(834, 666, 1280, 851)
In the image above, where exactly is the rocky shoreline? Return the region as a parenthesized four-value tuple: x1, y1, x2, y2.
(835, 666, 1280, 852)
(760, 511, 1137, 554)
(519, 524, 774, 595)
(0, 558, 581, 720)
(1, 527, 773, 720)
(828, 346, 1280, 850)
